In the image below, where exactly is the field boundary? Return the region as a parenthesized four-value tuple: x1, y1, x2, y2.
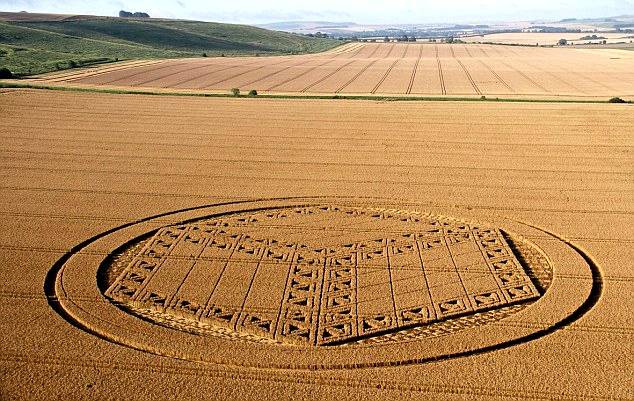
(1, 81, 632, 104)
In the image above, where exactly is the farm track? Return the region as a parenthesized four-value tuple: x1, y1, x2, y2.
(133, 62, 232, 87)
(268, 46, 367, 91)
(451, 47, 482, 95)
(202, 62, 277, 88)
(98, 61, 197, 85)
(339, 43, 366, 58)
(488, 45, 590, 95)
(371, 45, 408, 94)
(545, 58, 620, 93)
(465, 45, 514, 93)
(23, 42, 634, 98)
(325, 43, 362, 56)
(435, 45, 447, 95)
(522, 58, 587, 95)
(495, 58, 550, 93)
(34, 60, 166, 83)
(406, 45, 424, 94)
(384, 43, 398, 58)
(301, 59, 358, 92)
(334, 44, 386, 93)
(240, 58, 315, 88)
(335, 60, 379, 93)
(266, 58, 337, 90)
(168, 59, 264, 88)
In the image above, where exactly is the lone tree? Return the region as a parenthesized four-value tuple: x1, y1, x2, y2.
(608, 97, 626, 104)
(230, 88, 240, 96)
(558, 38, 568, 46)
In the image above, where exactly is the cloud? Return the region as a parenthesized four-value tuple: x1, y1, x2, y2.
(0, 0, 632, 23)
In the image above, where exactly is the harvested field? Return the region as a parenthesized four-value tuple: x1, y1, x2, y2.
(463, 32, 634, 46)
(26, 42, 634, 99)
(0, 89, 632, 399)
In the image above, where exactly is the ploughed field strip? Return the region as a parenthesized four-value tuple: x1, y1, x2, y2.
(30, 42, 634, 98)
(104, 205, 539, 346)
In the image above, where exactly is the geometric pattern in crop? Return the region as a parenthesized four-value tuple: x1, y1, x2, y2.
(105, 205, 540, 346)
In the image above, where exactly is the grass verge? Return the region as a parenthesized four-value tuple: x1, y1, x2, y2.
(1, 81, 632, 104)
(0, 17, 341, 76)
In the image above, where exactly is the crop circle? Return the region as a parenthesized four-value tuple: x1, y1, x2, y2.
(49, 198, 598, 369)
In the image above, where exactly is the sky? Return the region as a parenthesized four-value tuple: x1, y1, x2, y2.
(1, 0, 633, 24)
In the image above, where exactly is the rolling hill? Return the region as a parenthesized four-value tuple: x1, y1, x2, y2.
(0, 12, 340, 76)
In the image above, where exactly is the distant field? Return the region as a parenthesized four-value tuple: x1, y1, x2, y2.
(25, 42, 634, 100)
(572, 42, 634, 50)
(462, 32, 634, 46)
(0, 12, 339, 75)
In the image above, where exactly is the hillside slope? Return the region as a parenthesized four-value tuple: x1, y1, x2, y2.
(0, 12, 340, 75)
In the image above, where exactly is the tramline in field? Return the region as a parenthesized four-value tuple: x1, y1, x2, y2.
(29, 42, 634, 99)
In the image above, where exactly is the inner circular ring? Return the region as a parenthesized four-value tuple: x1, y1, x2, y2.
(100, 204, 551, 347)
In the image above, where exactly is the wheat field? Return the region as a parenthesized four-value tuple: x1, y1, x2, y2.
(28, 42, 634, 99)
(0, 89, 632, 399)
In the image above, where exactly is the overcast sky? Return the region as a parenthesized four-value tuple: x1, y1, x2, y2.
(1, 0, 633, 24)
